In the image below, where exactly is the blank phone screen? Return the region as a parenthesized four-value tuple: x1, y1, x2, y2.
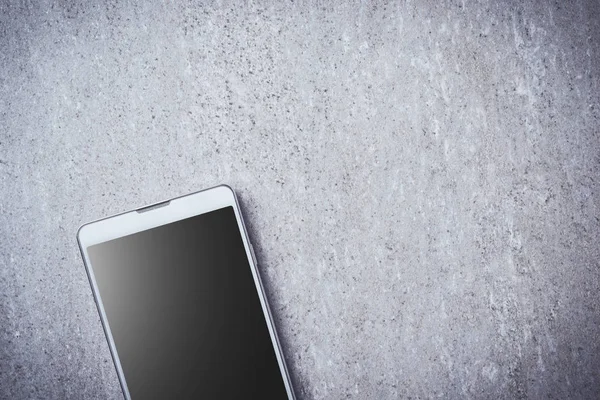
(87, 206, 288, 399)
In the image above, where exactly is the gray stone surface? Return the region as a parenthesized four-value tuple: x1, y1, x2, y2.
(1, 0, 599, 398)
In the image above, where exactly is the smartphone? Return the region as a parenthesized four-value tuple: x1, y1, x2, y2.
(77, 185, 295, 399)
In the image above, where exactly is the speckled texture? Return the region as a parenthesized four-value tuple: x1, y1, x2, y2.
(1, 1, 599, 399)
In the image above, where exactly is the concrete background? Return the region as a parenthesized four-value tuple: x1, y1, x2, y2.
(1, 0, 599, 398)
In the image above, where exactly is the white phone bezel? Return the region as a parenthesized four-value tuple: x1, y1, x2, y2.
(77, 185, 296, 399)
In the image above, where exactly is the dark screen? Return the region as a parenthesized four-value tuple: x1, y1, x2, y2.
(87, 206, 288, 399)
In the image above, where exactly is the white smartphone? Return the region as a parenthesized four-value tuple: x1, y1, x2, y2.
(77, 185, 296, 400)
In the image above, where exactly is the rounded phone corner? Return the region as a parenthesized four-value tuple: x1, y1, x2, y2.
(216, 183, 236, 197)
(76, 221, 93, 245)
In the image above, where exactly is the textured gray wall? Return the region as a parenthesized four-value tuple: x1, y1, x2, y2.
(1, 1, 599, 399)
